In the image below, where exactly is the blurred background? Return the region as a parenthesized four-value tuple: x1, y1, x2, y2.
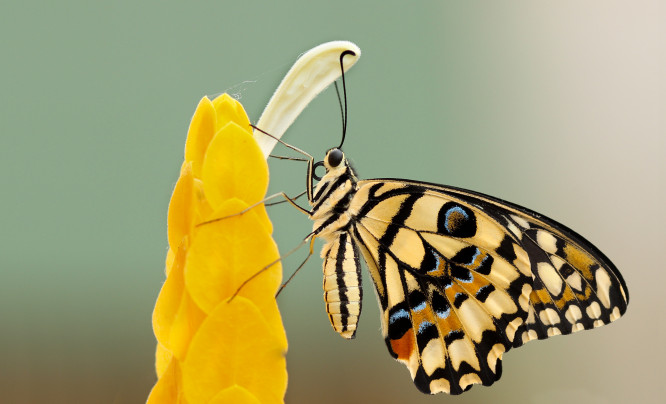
(1, 1, 664, 403)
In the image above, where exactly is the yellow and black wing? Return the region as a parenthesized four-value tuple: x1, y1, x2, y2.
(348, 179, 629, 395)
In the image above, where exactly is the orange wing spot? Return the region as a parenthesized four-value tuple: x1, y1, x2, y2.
(425, 256, 447, 278)
(442, 284, 466, 330)
(553, 284, 576, 309)
(466, 274, 492, 297)
(575, 284, 593, 301)
(390, 331, 415, 361)
(410, 305, 435, 331)
(531, 287, 553, 306)
(563, 244, 595, 280)
(466, 250, 490, 271)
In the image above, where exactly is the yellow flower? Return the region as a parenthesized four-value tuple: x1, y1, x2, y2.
(148, 94, 287, 404)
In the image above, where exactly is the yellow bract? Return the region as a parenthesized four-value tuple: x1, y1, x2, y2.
(149, 94, 287, 404)
(201, 123, 268, 209)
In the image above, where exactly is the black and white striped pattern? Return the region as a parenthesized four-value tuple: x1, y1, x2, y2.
(322, 233, 362, 339)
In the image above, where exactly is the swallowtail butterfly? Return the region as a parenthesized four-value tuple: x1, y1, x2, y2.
(273, 50, 629, 395)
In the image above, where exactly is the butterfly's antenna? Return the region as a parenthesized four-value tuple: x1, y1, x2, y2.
(334, 82, 345, 141)
(337, 50, 356, 150)
(251, 124, 313, 160)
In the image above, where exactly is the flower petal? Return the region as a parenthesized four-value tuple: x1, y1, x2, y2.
(201, 122, 268, 207)
(184, 97, 217, 178)
(155, 342, 173, 379)
(167, 163, 195, 252)
(181, 297, 287, 404)
(153, 241, 188, 348)
(168, 289, 206, 360)
(212, 93, 251, 133)
(165, 248, 175, 276)
(210, 386, 262, 404)
(147, 357, 187, 404)
(184, 199, 281, 326)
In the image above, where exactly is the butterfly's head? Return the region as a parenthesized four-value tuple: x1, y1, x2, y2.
(313, 147, 349, 181)
(324, 147, 345, 171)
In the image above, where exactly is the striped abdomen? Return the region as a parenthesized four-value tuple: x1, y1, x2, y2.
(322, 232, 363, 339)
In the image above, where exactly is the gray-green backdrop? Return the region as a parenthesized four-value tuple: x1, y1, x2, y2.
(2, 1, 664, 403)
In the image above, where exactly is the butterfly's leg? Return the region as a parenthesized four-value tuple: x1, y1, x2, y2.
(268, 154, 308, 162)
(265, 190, 307, 206)
(275, 235, 317, 297)
(228, 233, 315, 302)
(197, 191, 311, 228)
(252, 124, 314, 161)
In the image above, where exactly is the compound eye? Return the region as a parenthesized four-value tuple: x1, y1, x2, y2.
(327, 148, 344, 167)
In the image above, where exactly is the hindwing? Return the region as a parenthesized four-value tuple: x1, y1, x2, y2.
(347, 179, 629, 395)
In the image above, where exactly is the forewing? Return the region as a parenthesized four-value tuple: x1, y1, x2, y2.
(349, 179, 628, 395)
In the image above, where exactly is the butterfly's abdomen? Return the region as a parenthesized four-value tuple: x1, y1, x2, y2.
(322, 232, 363, 339)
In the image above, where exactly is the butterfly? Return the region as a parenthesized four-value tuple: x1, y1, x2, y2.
(268, 50, 629, 395)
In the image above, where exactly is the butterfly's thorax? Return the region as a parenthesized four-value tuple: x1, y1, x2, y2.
(309, 162, 358, 240)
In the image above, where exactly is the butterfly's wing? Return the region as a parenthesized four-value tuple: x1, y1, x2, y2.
(348, 179, 628, 395)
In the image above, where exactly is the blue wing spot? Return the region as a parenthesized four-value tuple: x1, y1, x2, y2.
(453, 292, 469, 308)
(468, 248, 481, 266)
(435, 306, 450, 319)
(438, 202, 477, 237)
(418, 321, 434, 334)
(389, 308, 410, 325)
(413, 301, 427, 312)
(451, 264, 474, 283)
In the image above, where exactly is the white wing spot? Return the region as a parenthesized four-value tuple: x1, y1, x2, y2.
(519, 284, 531, 311)
(487, 343, 505, 372)
(538, 262, 564, 296)
(565, 306, 582, 324)
(539, 307, 561, 325)
(565, 271, 583, 292)
(547, 327, 562, 337)
(483, 289, 518, 318)
(507, 222, 521, 238)
(610, 306, 621, 321)
(586, 301, 602, 319)
(595, 269, 613, 308)
(536, 230, 558, 254)
(448, 339, 480, 372)
(572, 323, 585, 332)
(429, 378, 450, 395)
(421, 339, 445, 374)
(505, 317, 523, 342)
(459, 373, 482, 391)
(511, 214, 530, 229)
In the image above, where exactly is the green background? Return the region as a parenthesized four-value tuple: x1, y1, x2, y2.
(2, 1, 664, 403)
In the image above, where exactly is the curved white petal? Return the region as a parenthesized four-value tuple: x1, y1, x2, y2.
(254, 40, 361, 158)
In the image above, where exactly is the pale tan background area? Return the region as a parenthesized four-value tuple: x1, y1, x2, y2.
(1, 1, 664, 403)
